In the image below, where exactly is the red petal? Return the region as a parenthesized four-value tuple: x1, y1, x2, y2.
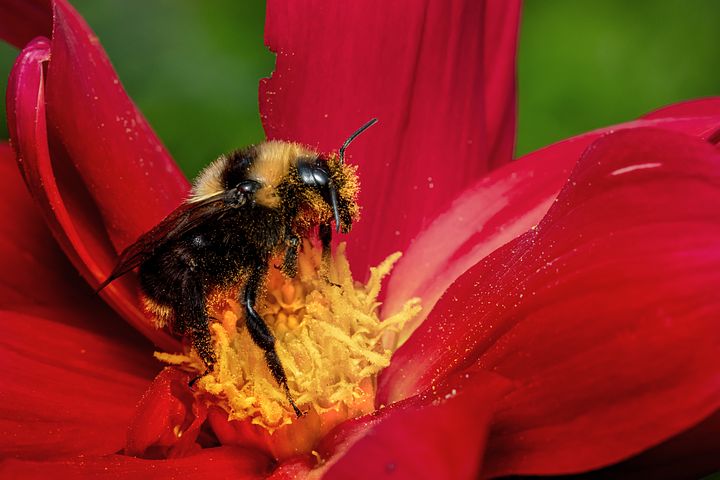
(383, 135, 578, 338)
(1, 142, 158, 460)
(641, 97, 720, 144)
(641, 97, 720, 120)
(261, 0, 520, 272)
(383, 98, 720, 337)
(0, 447, 272, 479)
(6, 37, 178, 350)
(320, 371, 510, 480)
(126, 368, 208, 459)
(0, 0, 51, 48)
(380, 128, 720, 475)
(0, 305, 157, 460)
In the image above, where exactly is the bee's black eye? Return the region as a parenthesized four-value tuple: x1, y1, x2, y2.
(297, 157, 342, 231)
(297, 157, 330, 188)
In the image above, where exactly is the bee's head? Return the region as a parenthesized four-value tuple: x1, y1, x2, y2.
(295, 154, 359, 234)
(293, 119, 376, 234)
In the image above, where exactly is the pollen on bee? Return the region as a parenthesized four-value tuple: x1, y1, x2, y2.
(154, 241, 421, 458)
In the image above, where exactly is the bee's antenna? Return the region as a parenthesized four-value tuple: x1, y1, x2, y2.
(339, 118, 378, 164)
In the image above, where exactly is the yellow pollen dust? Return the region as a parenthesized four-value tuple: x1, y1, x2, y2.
(155, 242, 421, 434)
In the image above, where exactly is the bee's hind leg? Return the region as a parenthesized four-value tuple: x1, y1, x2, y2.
(178, 276, 215, 387)
(242, 263, 303, 417)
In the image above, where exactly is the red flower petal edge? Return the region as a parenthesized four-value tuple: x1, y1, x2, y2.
(562, 411, 720, 480)
(0, 447, 272, 480)
(380, 128, 720, 476)
(261, 0, 521, 274)
(4, 0, 189, 349)
(383, 98, 720, 335)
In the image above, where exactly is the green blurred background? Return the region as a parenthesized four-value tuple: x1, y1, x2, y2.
(0, 0, 718, 178)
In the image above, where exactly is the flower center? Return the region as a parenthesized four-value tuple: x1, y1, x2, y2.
(155, 242, 420, 458)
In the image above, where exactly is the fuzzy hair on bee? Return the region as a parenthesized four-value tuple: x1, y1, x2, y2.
(98, 119, 377, 416)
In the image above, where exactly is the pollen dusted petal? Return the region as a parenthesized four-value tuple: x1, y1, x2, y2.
(261, 0, 521, 274)
(380, 128, 720, 476)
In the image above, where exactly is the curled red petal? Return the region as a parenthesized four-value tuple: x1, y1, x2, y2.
(384, 98, 720, 336)
(0, 141, 158, 460)
(262, 0, 520, 272)
(125, 367, 209, 460)
(0, 0, 51, 48)
(5, 0, 188, 348)
(381, 128, 720, 475)
(6, 37, 178, 350)
(0, 447, 272, 480)
(45, 1, 189, 250)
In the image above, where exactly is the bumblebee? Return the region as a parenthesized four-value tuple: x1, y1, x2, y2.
(98, 119, 377, 416)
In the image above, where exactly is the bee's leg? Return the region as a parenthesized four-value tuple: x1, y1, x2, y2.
(179, 277, 215, 387)
(319, 223, 332, 260)
(319, 223, 340, 287)
(243, 264, 303, 417)
(281, 235, 300, 278)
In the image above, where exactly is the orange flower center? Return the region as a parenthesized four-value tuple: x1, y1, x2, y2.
(155, 242, 420, 458)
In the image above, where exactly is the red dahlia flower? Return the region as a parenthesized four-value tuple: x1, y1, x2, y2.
(1, 0, 719, 478)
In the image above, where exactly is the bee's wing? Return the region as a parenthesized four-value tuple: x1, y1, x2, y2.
(96, 194, 230, 292)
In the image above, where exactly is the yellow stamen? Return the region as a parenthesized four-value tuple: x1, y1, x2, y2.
(155, 242, 420, 458)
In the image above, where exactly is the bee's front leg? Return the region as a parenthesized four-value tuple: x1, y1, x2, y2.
(319, 223, 340, 287)
(319, 223, 332, 261)
(242, 262, 303, 417)
(281, 235, 300, 278)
